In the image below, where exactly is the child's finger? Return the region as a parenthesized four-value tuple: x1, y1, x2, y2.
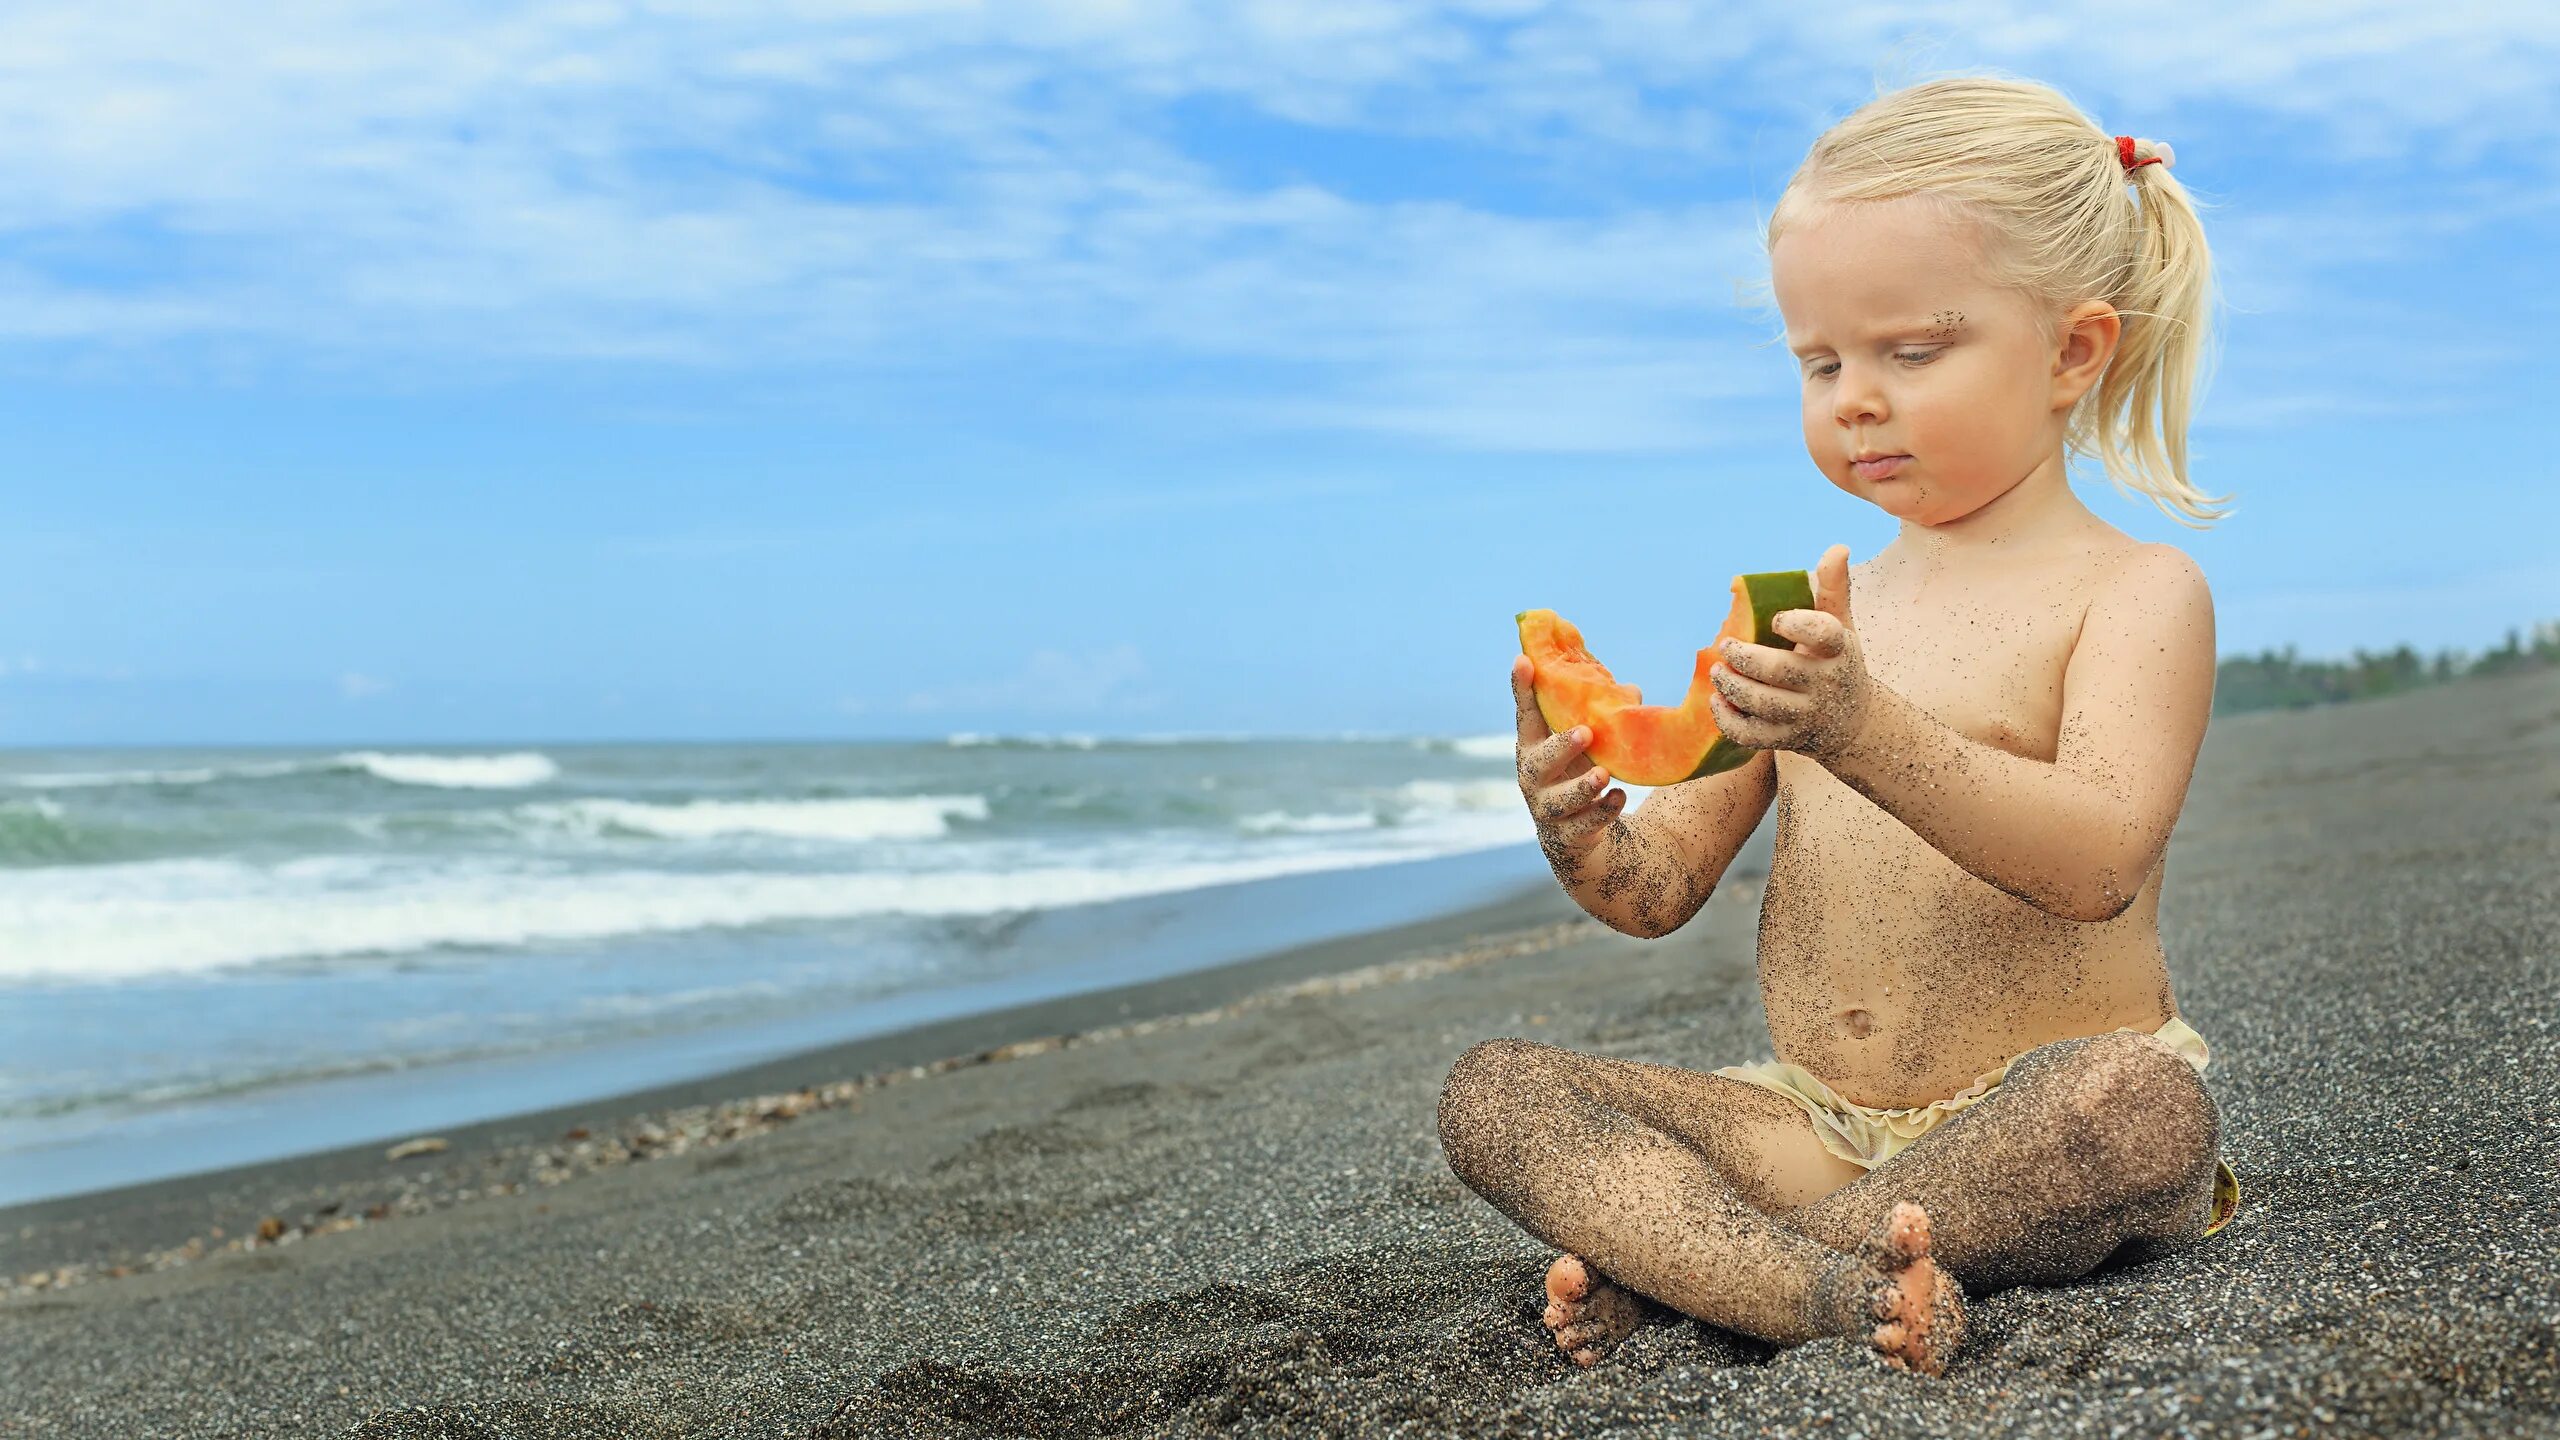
(1711, 659, 1810, 718)
(1814, 543, 1853, 624)
(1709, 688, 1785, 749)
(1718, 640, 1813, 691)
(1519, 726, 1588, 798)
(1771, 608, 1846, 659)
(1529, 725, 1592, 785)
(1549, 790, 1625, 845)
(1511, 656, 1553, 744)
(1535, 765, 1611, 822)
(1716, 667, 1814, 725)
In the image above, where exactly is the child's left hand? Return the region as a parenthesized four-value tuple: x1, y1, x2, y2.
(1706, 544, 1875, 762)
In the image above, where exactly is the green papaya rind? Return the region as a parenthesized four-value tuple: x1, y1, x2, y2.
(1689, 569, 1817, 779)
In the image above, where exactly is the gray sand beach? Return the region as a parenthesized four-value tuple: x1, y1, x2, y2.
(5, 670, 2556, 1438)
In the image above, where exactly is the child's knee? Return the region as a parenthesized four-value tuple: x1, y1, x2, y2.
(1437, 1038, 1549, 1168)
(1439, 1038, 1538, 1117)
(1444, 1035, 1563, 1091)
(2077, 1030, 2210, 1111)
(2065, 1032, 2218, 1192)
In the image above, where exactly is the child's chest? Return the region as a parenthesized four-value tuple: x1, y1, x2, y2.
(1850, 569, 2092, 761)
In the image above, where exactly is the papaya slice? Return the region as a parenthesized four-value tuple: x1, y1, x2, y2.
(1516, 570, 1815, 787)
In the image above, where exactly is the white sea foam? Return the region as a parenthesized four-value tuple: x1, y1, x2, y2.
(335, 752, 558, 789)
(1, 760, 303, 789)
(943, 732, 1099, 749)
(1407, 733, 1521, 760)
(1, 751, 559, 791)
(0, 822, 1525, 980)
(1237, 809, 1378, 835)
(1391, 778, 1520, 813)
(518, 795, 988, 843)
(1230, 777, 1523, 837)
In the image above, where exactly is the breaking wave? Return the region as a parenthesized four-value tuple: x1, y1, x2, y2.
(332, 752, 559, 789)
(2, 751, 560, 792)
(511, 794, 988, 843)
(0, 832, 1523, 980)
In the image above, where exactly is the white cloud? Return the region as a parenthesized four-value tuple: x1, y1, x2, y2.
(338, 671, 392, 699)
(0, 1, 2548, 445)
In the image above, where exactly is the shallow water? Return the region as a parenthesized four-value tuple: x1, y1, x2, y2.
(0, 734, 1548, 1201)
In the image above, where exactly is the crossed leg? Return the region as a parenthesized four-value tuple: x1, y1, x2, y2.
(1777, 1030, 2226, 1290)
(1436, 1028, 2223, 1373)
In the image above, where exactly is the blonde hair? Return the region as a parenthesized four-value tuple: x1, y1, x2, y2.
(1756, 75, 2230, 527)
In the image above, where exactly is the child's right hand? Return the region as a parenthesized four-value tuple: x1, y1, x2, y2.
(1511, 654, 1628, 855)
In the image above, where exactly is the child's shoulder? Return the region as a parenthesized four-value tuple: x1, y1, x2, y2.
(2065, 536, 2216, 673)
(2085, 536, 2213, 614)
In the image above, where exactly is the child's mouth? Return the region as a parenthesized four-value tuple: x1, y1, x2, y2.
(1853, 455, 1910, 480)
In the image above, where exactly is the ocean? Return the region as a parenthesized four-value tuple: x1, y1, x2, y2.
(0, 734, 1559, 1204)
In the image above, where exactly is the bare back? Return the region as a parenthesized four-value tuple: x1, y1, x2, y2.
(1757, 534, 2178, 1108)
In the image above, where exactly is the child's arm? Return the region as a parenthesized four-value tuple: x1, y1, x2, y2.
(1710, 544, 2215, 923)
(1512, 660, 1778, 938)
(1577, 753, 1777, 938)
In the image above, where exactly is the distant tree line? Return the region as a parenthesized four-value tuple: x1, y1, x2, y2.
(2214, 620, 2559, 715)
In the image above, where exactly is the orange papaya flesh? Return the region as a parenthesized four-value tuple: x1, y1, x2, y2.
(1516, 569, 1815, 787)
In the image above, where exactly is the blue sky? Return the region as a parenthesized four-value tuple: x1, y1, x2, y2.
(4, 1, 2555, 745)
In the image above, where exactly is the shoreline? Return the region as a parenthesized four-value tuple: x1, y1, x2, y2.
(3, 838, 1559, 1211)
(4, 870, 1590, 1283)
(8, 671, 2552, 1439)
(0, 732, 1545, 1210)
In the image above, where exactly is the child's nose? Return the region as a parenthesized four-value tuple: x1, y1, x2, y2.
(1834, 384, 1888, 426)
(1831, 374, 1889, 425)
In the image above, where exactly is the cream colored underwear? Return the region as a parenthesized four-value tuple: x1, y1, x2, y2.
(1715, 1015, 2240, 1237)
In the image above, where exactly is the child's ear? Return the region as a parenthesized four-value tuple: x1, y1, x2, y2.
(2051, 301, 2122, 411)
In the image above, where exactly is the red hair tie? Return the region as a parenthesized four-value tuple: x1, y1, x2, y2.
(2117, 135, 2172, 173)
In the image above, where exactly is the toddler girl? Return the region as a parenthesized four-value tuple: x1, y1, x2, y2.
(1440, 75, 2234, 1378)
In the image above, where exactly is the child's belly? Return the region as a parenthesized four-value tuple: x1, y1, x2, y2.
(1753, 788, 2180, 1110)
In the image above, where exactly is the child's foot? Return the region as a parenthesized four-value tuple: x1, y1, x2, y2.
(1541, 1254, 1654, 1367)
(1811, 1200, 1969, 1377)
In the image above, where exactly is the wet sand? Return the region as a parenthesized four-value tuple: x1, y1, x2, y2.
(6, 669, 2556, 1438)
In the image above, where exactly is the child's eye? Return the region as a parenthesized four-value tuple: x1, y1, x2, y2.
(1805, 349, 1943, 379)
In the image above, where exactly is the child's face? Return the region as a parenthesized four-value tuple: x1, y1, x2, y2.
(1771, 195, 2096, 527)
